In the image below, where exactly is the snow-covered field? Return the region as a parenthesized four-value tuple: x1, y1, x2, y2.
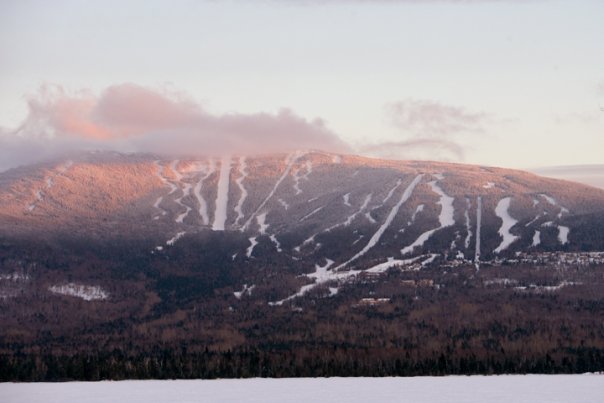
(2, 375, 603, 403)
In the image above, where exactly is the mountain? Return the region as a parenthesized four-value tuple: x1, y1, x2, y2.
(1, 151, 604, 380)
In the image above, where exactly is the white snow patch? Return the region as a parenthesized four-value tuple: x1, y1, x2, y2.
(49, 283, 108, 301)
(234, 284, 255, 299)
(277, 198, 289, 210)
(269, 234, 282, 252)
(493, 197, 519, 254)
(558, 226, 570, 245)
(337, 175, 423, 270)
(0, 272, 30, 282)
(246, 237, 258, 258)
(166, 231, 186, 246)
(483, 182, 495, 189)
(343, 193, 352, 207)
(532, 230, 541, 247)
(364, 211, 377, 224)
(212, 155, 232, 231)
(401, 180, 454, 255)
(328, 287, 339, 296)
(256, 213, 269, 235)
(332, 154, 342, 163)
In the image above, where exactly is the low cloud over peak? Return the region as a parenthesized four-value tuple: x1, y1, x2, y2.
(1, 83, 350, 170)
(362, 99, 490, 162)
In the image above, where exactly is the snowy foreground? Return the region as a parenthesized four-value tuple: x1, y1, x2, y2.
(2, 375, 604, 403)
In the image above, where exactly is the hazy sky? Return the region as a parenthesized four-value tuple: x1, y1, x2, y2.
(0, 0, 603, 170)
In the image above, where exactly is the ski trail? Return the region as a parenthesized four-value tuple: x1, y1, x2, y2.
(292, 160, 313, 195)
(540, 193, 569, 219)
(364, 211, 377, 224)
(167, 231, 186, 246)
(242, 152, 303, 231)
(382, 179, 402, 204)
(401, 179, 455, 255)
(168, 161, 192, 224)
(335, 174, 423, 271)
(193, 158, 215, 226)
(269, 234, 282, 252)
(493, 196, 519, 254)
(212, 155, 231, 231)
(175, 183, 192, 223)
(532, 230, 541, 247)
(558, 226, 569, 244)
(246, 237, 258, 258)
(271, 255, 425, 306)
(475, 196, 482, 268)
(301, 206, 324, 221)
(167, 160, 181, 194)
(233, 156, 248, 227)
(464, 198, 472, 249)
(26, 160, 73, 212)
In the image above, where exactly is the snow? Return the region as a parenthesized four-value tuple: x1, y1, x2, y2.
(212, 156, 231, 231)
(243, 152, 303, 230)
(272, 257, 400, 305)
(343, 193, 351, 207)
(48, 283, 108, 301)
(233, 156, 248, 226)
(335, 175, 422, 270)
(382, 179, 402, 203)
(246, 237, 258, 258)
(233, 284, 255, 299)
(342, 194, 371, 226)
(483, 182, 495, 189)
(277, 198, 289, 210)
(0, 272, 30, 281)
(364, 211, 377, 224)
(269, 234, 282, 252)
(407, 204, 424, 226)
(464, 198, 472, 249)
(558, 226, 570, 244)
(5, 375, 602, 403)
(532, 230, 541, 247)
(193, 158, 215, 226)
(332, 154, 342, 163)
(401, 180, 454, 255)
(475, 196, 482, 268)
(540, 193, 570, 219)
(174, 183, 192, 223)
(301, 206, 323, 221)
(493, 197, 519, 254)
(256, 213, 269, 234)
(541, 222, 570, 245)
(167, 231, 186, 246)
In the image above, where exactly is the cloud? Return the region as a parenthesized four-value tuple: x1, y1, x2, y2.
(386, 99, 488, 137)
(598, 81, 604, 96)
(363, 99, 489, 161)
(0, 83, 350, 170)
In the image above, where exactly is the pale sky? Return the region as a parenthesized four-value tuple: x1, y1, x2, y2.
(0, 0, 603, 170)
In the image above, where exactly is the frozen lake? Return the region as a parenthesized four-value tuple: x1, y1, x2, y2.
(2, 375, 603, 403)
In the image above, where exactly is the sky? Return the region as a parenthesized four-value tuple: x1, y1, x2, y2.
(0, 0, 603, 172)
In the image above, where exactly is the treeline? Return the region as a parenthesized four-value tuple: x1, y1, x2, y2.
(2, 347, 604, 381)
